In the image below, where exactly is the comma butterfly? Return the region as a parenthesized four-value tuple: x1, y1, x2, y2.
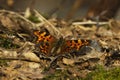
(34, 30, 90, 57)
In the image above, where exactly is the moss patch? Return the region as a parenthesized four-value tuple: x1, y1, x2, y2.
(84, 65, 120, 80)
(0, 37, 19, 49)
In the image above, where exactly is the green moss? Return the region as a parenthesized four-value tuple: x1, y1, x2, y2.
(43, 70, 68, 80)
(84, 65, 120, 80)
(0, 37, 19, 49)
(0, 60, 9, 67)
(42, 65, 120, 80)
(42, 69, 80, 80)
(28, 15, 40, 23)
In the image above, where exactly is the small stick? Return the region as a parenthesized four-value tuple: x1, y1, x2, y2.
(72, 21, 108, 25)
(34, 9, 62, 39)
(0, 57, 40, 63)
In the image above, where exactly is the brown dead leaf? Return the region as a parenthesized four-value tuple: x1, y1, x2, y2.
(28, 62, 40, 69)
(74, 25, 97, 31)
(22, 51, 40, 62)
(20, 70, 44, 79)
(99, 40, 108, 46)
(109, 20, 120, 33)
(62, 58, 74, 65)
(0, 48, 17, 57)
(0, 15, 20, 31)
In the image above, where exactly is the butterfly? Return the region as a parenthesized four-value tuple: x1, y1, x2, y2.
(34, 30, 90, 57)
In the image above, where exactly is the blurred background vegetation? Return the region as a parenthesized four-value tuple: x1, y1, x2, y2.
(0, 0, 120, 20)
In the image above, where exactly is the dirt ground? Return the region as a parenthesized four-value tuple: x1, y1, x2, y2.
(0, 10, 120, 80)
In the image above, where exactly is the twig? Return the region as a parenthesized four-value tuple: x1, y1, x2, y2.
(34, 9, 62, 39)
(0, 57, 40, 63)
(72, 21, 109, 25)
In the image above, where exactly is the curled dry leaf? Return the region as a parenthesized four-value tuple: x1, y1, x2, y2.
(78, 47, 103, 61)
(62, 58, 75, 65)
(99, 40, 108, 46)
(22, 51, 40, 62)
(111, 60, 120, 67)
(20, 70, 44, 79)
(0, 48, 17, 57)
(74, 25, 97, 31)
(109, 20, 120, 33)
(0, 15, 20, 31)
(29, 62, 40, 69)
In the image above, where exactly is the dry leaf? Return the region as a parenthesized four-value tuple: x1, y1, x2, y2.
(29, 62, 40, 69)
(62, 58, 74, 65)
(22, 51, 40, 62)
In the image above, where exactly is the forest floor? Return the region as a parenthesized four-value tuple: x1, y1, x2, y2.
(0, 10, 120, 80)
